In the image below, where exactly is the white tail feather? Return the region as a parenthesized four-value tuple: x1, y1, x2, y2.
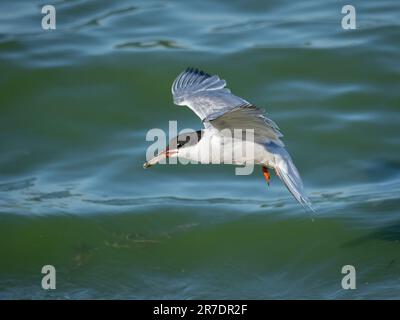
(271, 145, 315, 212)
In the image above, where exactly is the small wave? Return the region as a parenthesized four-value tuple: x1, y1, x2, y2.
(115, 40, 185, 50)
(83, 196, 265, 207)
(29, 190, 79, 202)
(0, 177, 36, 192)
(72, 6, 138, 30)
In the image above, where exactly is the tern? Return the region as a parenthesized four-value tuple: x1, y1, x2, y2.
(143, 68, 314, 211)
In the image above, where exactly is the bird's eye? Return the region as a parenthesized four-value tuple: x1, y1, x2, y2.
(177, 136, 191, 149)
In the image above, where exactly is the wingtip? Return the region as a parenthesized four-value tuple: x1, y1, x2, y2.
(172, 67, 224, 100)
(183, 67, 211, 78)
(305, 203, 316, 214)
(301, 197, 316, 213)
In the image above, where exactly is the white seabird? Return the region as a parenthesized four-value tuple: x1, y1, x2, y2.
(144, 68, 314, 211)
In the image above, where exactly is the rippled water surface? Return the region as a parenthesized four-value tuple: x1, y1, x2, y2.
(0, 0, 400, 299)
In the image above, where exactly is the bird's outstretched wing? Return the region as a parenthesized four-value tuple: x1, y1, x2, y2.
(172, 68, 283, 145)
(172, 67, 248, 121)
(204, 104, 284, 146)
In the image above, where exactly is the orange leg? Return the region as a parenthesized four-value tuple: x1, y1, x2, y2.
(262, 166, 270, 186)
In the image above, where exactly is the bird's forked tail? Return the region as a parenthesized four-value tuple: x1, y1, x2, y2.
(268, 144, 315, 212)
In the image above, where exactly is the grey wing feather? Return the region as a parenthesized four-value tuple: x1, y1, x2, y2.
(204, 104, 284, 146)
(171, 68, 248, 121)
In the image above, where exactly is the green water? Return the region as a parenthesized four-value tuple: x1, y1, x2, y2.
(0, 0, 400, 299)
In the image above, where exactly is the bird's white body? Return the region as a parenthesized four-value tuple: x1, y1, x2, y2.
(178, 127, 275, 168)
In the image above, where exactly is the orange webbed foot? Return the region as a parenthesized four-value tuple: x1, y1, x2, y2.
(262, 166, 271, 186)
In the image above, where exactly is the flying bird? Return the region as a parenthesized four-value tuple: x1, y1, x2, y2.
(143, 68, 314, 211)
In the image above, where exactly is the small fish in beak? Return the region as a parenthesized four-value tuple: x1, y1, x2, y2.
(143, 150, 177, 169)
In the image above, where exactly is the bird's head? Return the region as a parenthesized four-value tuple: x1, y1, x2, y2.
(143, 130, 202, 168)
